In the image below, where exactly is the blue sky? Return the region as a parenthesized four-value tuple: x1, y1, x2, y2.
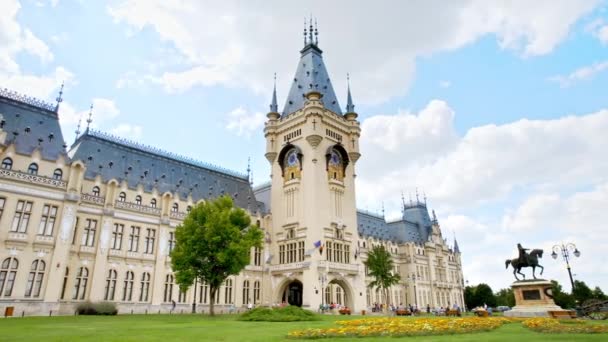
(3, 0, 608, 291)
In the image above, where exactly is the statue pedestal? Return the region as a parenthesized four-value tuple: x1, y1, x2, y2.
(504, 280, 568, 318)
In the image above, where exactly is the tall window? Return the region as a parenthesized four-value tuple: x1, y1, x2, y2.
(92, 186, 100, 196)
(81, 219, 97, 247)
(11, 200, 33, 233)
(0, 257, 19, 297)
(298, 241, 305, 262)
(178, 289, 187, 303)
(168, 232, 176, 253)
(53, 168, 63, 180)
(144, 228, 156, 254)
(150, 198, 157, 208)
(60, 267, 69, 300)
(199, 283, 208, 304)
(72, 267, 89, 300)
(139, 272, 151, 302)
(242, 280, 250, 305)
(253, 280, 260, 304)
(164, 274, 174, 302)
(224, 279, 233, 304)
(118, 192, 126, 202)
(37, 204, 58, 236)
(71, 217, 79, 245)
(24, 260, 46, 298)
(122, 271, 134, 301)
(111, 224, 124, 250)
(253, 247, 261, 266)
(1, 157, 12, 170)
(128, 226, 140, 252)
(135, 195, 142, 205)
(171, 203, 178, 213)
(27, 163, 38, 175)
(0, 197, 6, 221)
(104, 269, 117, 300)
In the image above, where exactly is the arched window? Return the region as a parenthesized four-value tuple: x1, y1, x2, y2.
(122, 271, 134, 301)
(104, 269, 117, 300)
(336, 286, 342, 305)
(171, 203, 178, 213)
(253, 280, 260, 304)
(164, 274, 174, 302)
(53, 168, 63, 180)
(327, 149, 344, 181)
(25, 260, 46, 298)
(0, 257, 19, 297)
(60, 267, 69, 300)
(140, 272, 151, 302)
(73, 267, 89, 300)
(242, 280, 250, 305)
(150, 198, 157, 208)
(135, 195, 142, 205)
(224, 278, 233, 304)
(92, 186, 100, 196)
(281, 148, 301, 182)
(186, 205, 192, 213)
(27, 163, 38, 175)
(1, 157, 12, 170)
(118, 192, 126, 202)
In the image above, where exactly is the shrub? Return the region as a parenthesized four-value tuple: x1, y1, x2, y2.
(76, 301, 118, 315)
(238, 305, 319, 322)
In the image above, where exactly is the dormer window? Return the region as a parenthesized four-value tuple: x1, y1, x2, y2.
(118, 192, 126, 202)
(171, 203, 178, 213)
(53, 168, 63, 180)
(92, 186, 100, 196)
(286, 228, 295, 239)
(135, 195, 142, 205)
(150, 199, 157, 208)
(2, 157, 13, 170)
(28, 163, 38, 175)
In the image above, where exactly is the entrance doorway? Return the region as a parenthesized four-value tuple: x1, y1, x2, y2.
(282, 280, 303, 307)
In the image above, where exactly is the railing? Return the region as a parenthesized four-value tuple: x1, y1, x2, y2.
(0, 169, 67, 189)
(109, 249, 125, 257)
(79, 245, 96, 254)
(115, 200, 161, 215)
(245, 265, 263, 271)
(126, 251, 141, 259)
(269, 261, 310, 272)
(317, 260, 359, 273)
(35, 235, 54, 244)
(170, 211, 187, 220)
(0, 87, 56, 111)
(81, 193, 105, 205)
(6, 232, 28, 242)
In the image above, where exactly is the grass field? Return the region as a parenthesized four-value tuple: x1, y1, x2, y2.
(0, 314, 607, 341)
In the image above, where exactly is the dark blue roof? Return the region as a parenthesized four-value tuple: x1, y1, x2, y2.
(69, 130, 264, 213)
(357, 202, 433, 244)
(0, 88, 67, 161)
(282, 43, 342, 116)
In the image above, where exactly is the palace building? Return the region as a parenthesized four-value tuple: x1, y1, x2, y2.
(0, 24, 464, 316)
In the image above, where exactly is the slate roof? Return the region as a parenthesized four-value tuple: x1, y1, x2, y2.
(356, 202, 434, 244)
(282, 42, 342, 116)
(0, 88, 67, 161)
(69, 129, 264, 213)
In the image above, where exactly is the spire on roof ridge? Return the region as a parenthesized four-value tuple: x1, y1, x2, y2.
(54, 82, 64, 113)
(308, 15, 314, 46)
(270, 73, 278, 113)
(74, 115, 82, 144)
(85, 103, 93, 132)
(303, 18, 307, 46)
(454, 235, 461, 254)
(346, 73, 355, 113)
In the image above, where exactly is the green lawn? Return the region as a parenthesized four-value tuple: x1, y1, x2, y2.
(0, 314, 606, 341)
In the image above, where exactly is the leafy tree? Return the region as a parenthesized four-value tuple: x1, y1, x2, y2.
(572, 280, 593, 304)
(551, 280, 575, 309)
(591, 286, 607, 300)
(364, 245, 400, 311)
(464, 286, 476, 310)
(473, 283, 496, 308)
(495, 288, 515, 307)
(171, 196, 263, 316)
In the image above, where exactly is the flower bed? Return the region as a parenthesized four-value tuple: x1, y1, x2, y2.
(522, 318, 608, 334)
(287, 317, 511, 339)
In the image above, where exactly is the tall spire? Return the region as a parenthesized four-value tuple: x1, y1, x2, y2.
(308, 15, 314, 46)
(54, 82, 64, 113)
(74, 115, 82, 144)
(85, 103, 93, 132)
(346, 73, 355, 113)
(247, 157, 252, 185)
(269, 73, 278, 113)
(454, 235, 461, 254)
(303, 18, 307, 46)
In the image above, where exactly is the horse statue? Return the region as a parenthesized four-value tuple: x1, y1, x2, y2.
(505, 248, 544, 281)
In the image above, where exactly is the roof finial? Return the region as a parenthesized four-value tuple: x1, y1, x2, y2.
(423, 190, 427, 205)
(415, 187, 420, 204)
(247, 157, 251, 184)
(346, 73, 355, 113)
(308, 15, 314, 45)
(303, 18, 307, 46)
(382, 201, 385, 219)
(270, 73, 278, 113)
(432, 209, 437, 222)
(409, 192, 413, 205)
(401, 191, 406, 208)
(55, 82, 64, 112)
(85, 103, 93, 132)
(314, 18, 319, 45)
(74, 115, 82, 143)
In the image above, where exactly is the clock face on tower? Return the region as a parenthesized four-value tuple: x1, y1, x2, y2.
(282, 148, 301, 182)
(287, 151, 298, 167)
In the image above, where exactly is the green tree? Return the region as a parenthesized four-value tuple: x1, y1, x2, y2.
(171, 196, 263, 316)
(464, 286, 476, 310)
(572, 280, 593, 304)
(495, 288, 515, 307)
(591, 286, 607, 300)
(473, 283, 496, 308)
(551, 280, 576, 309)
(364, 245, 400, 311)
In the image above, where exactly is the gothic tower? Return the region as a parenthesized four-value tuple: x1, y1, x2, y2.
(264, 20, 365, 311)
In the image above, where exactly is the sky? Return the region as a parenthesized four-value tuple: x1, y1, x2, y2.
(2, 0, 607, 292)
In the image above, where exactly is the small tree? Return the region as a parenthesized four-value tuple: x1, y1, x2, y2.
(473, 283, 496, 308)
(464, 286, 476, 310)
(171, 196, 263, 316)
(572, 280, 593, 304)
(495, 288, 515, 307)
(364, 245, 400, 312)
(551, 280, 576, 309)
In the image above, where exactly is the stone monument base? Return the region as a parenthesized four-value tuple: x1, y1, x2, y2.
(504, 279, 570, 318)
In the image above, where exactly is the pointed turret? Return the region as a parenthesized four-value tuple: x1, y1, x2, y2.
(54, 82, 64, 113)
(454, 237, 461, 254)
(269, 73, 278, 113)
(282, 18, 342, 116)
(346, 73, 355, 113)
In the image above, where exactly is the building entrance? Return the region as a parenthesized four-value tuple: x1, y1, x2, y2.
(282, 280, 303, 307)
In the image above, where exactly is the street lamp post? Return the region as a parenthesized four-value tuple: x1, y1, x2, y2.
(551, 242, 581, 292)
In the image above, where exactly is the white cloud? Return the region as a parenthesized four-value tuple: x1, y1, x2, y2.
(439, 80, 451, 88)
(549, 60, 608, 87)
(107, 0, 599, 104)
(59, 98, 123, 143)
(225, 106, 265, 138)
(0, 66, 74, 100)
(585, 18, 608, 44)
(111, 123, 143, 139)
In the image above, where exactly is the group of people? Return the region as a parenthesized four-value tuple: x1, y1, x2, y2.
(318, 302, 346, 313)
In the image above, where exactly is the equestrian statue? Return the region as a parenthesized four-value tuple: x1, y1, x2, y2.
(505, 243, 544, 281)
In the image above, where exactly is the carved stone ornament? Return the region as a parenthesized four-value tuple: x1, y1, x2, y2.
(99, 218, 112, 253)
(306, 134, 323, 148)
(265, 152, 277, 164)
(59, 205, 76, 242)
